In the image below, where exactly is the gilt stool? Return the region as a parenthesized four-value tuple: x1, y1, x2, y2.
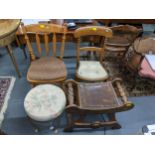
(24, 84, 66, 133)
(63, 78, 134, 132)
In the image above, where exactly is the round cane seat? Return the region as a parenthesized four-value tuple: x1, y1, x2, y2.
(24, 84, 66, 122)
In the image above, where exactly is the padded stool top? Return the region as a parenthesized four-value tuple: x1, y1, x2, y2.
(24, 84, 66, 121)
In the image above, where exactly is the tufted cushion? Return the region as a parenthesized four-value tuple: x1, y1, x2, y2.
(76, 61, 108, 81)
(24, 84, 66, 121)
(139, 58, 155, 80)
(27, 57, 67, 82)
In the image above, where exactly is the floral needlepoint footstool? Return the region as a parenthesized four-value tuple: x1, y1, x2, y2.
(24, 84, 66, 132)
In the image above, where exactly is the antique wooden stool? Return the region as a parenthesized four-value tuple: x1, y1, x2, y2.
(63, 78, 134, 132)
(24, 84, 66, 132)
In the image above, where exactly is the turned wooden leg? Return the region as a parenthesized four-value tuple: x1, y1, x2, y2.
(64, 113, 74, 132)
(107, 113, 121, 129)
(6, 45, 21, 78)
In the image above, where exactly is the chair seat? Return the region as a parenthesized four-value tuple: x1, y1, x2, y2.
(24, 84, 66, 121)
(76, 61, 108, 81)
(27, 57, 67, 82)
(77, 82, 122, 110)
(139, 58, 155, 80)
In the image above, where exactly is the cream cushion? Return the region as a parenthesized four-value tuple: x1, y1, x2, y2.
(24, 84, 66, 122)
(76, 61, 108, 81)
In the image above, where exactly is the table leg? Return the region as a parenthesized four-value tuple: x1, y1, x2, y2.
(6, 45, 21, 78)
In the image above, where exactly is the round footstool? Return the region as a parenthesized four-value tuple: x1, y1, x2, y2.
(24, 84, 66, 132)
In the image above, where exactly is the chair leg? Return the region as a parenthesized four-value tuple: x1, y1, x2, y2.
(107, 113, 121, 129)
(6, 45, 21, 78)
(22, 47, 27, 59)
(64, 113, 74, 132)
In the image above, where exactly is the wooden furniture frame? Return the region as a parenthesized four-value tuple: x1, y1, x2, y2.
(74, 26, 113, 81)
(16, 21, 97, 60)
(105, 25, 142, 57)
(22, 23, 67, 86)
(0, 19, 21, 78)
(95, 19, 155, 26)
(63, 78, 134, 132)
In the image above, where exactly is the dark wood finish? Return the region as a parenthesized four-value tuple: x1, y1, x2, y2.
(105, 25, 142, 57)
(63, 78, 134, 132)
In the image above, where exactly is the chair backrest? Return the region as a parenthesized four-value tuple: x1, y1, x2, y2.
(21, 23, 67, 61)
(74, 26, 112, 63)
(109, 25, 142, 42)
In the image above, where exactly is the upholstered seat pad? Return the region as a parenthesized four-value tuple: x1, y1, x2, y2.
(139, 58, 155, 80)
(24, 84, 66, 121)
(27, 57, 67, 81)
(77, 61, 108, 81)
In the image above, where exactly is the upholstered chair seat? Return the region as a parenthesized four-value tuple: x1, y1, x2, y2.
(74, 26, 112, 82)
(76, 61, 108, 81)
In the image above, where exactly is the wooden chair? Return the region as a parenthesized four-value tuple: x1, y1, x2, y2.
(63, 78, 134, 132)
(21, 24, 67, 86)
(74, 26, 113, 82)
(105, 25, 142, 57)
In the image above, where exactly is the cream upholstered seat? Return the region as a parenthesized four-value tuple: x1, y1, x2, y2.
(74, 26, 112, 82)
(76, 61, 108, 81)
(24, 84, 66, 122)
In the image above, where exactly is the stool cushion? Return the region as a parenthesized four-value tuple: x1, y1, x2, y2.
(76, 61, 108, 81)
(139, 58, 155, 80)
(24, 84, 66, 121)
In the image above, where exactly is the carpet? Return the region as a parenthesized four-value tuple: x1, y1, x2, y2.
(0, 76, 15, 127)
(103, 56, 155, 97)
